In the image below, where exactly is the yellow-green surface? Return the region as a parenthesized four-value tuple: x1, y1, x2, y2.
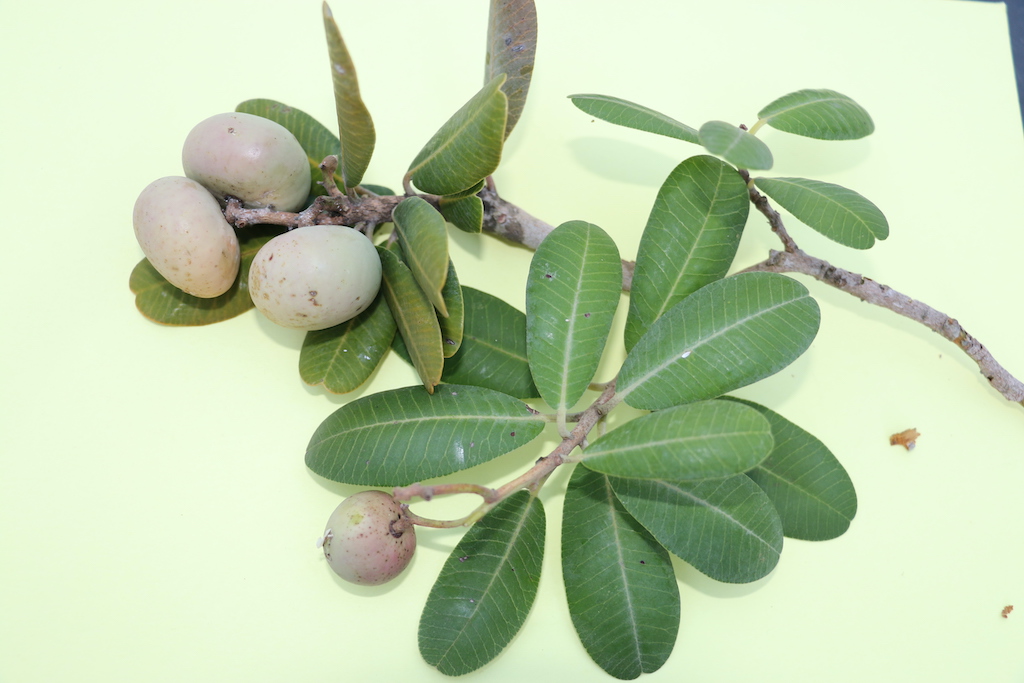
(2, 1, 1023, 680)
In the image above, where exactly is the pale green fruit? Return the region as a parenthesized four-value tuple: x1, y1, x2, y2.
(247, 225, 381, 330)
(132, 176, 240, 298)
(182, 112, 311, 212)
(320, 491, 417, 586)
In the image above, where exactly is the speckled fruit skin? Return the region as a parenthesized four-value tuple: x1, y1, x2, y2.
(132, 176, 241, 298)
(322, 491, 417, 586)
(181, 112, 312, 212)
(247, 224, 382, 330)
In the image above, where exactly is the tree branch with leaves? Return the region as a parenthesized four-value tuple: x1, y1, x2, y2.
(126, 0, 1023, 679)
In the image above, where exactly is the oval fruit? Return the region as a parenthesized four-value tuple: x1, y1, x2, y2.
(132, 176, 240, 298)
(320, 491, 417, 586)
(248, 225, 381, 330)
(182, 112, 311, 212)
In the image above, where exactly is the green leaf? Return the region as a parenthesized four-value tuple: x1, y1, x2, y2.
(419, 491, 545, 675)
(306, 384, 546, 486)
(757, 88, 874, 140)
(439, 194, 484, 234)
(443, 287, 539, 399)
(568, 94, 699, 144)
(698, 120, 773, 170)
(753, 176, 888, 249)
(379, 246, 443, 393)
(562, 466, 679, 679)
(408, 74, 508, 196)
(235, 99, 340, 198)
(129, 229, 275, 326)
(583, 400, 773, 481)
(298, 293, 396, 393)
(485, 0, 537, 139)
(724, 398, 857, 541)
(439, 259, 464, 358)
(624, 155, 749, 350)
(617, 272, 820, 410)
(322, 2, 375, 190)
(610, 474, 784, 583)
(392, 197, 450, 316)
(390, 287, 539, 399)
(526, 221, 621, 416)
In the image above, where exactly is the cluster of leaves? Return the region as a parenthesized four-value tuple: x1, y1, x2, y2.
(127, 1, 894, 678)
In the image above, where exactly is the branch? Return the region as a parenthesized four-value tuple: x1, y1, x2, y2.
(744, 249, 1024, 403)
(390, 381, 619, 529)
(738, 175, 1024, 405)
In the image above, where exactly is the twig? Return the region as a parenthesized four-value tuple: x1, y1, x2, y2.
(743, 249, 1024, 403)
(739, 179, 1024, 404)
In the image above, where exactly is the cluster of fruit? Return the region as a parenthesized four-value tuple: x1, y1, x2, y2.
(132, 112, 382, 331)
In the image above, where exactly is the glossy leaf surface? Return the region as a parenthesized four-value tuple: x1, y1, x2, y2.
(698, 120, 773, 170)
(439, 193, 484, 234)
(625, 155, 749, 350)
(562, 466, 679, 679)
(611, 474, 784, 583)
(392, 197, 450, 316)
(526, 221, 621, 413)
(443, 287, 539, 399)
(757, 88, 874, 140)
(419, 491, 545, 675)
(583, 400, 773, 481)
(618, 273, 820, 410)
(130, 230, 274, 326)
(379, 246, 442, 393)
(306, 384, 546, 485)
(299, 293, 396, 393)
(439, 259, 464, 357)
(408, 74, 508, 196)
(235, 99, 341, 196)
(726, 398, 857, 541)
(485, 0, 537, 139)
(569, 94, 699, 144)
(322, 2, 375, 190)
(753, 176, 888, 249)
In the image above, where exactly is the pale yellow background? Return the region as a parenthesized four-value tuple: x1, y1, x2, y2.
(2, 1, 1023, 681)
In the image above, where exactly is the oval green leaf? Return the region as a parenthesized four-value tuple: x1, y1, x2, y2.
(439, 259, 464, 357)
(753, 176, 888, 249)
(392, 197, 450, 316)
(129, 229, 275, 326)
(408, 74, 508, 196)
(562, 466, 679, 679)
(757, 88, 874, 140)
(439, 193, 484, 234)
(390, 287, 539, 399)
(610, 474, 784, 583)
(235, 99, 341, 198)
(725, 397, 857, 541)
(419, 491, 545, 675)
(322, 2, 375, 191)
(698, 120, 773, 170)
(299, 293, 396, 393)
(568, 94, 699, 144)
(583, 400, 774, 481)
(306, 384, 546, 485)
(485, 0, 537, 139)
(379, 246, 443, 393)
(624, 155, 749, 350)
(618, 272, 820, 410)
(526, 221, 621, 415)
(443, 287, 539, 399)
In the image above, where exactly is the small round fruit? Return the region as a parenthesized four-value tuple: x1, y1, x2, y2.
(132, 176, 240, 298)
(247, 225, 381, 330)
(182, 112, 311, 212)
(320, 491, 417, 586)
